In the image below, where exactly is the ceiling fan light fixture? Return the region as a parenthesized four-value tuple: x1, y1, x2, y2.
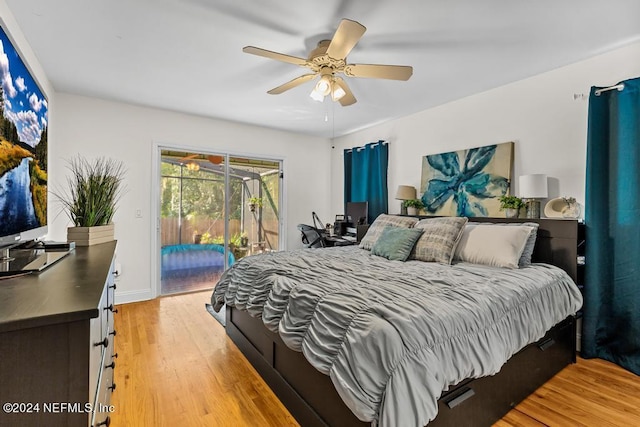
(309, 88, 325, 102)
(186, 162, 200, 171)
(331, 82, 346, 101)
(315, 75, 332, 96)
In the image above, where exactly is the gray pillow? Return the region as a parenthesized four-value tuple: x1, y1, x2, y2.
(359, 214, 419, 251)
(370, 226, 424, 261)
(410, 217, 469, 264)
(467, 222, 539, 267)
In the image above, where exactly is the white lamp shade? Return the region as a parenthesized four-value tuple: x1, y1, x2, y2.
(395, 185, 417, 200)
(519, 174, 548, 198)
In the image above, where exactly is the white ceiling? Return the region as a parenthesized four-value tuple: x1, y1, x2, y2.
(6, 0, 640, 138)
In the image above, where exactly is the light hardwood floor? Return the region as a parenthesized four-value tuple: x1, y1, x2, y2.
(111, 291, 640, 427)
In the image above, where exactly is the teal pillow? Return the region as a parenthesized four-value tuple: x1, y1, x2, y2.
(371, 226, 424, 261)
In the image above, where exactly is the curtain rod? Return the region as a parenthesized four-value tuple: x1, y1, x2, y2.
(595, 83, 625, 96)
(345, 140, 387, 153)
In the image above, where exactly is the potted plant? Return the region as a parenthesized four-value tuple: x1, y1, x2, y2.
(54, 156, 126, 245)
(402, 199, 424, 216)
(248, 196, 263, 212)
(498, 195, 524, 218)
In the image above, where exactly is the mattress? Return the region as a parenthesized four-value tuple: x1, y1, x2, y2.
(211, 246, 583, 426)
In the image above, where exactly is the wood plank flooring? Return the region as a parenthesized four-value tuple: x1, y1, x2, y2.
(111, 291, 640, 427)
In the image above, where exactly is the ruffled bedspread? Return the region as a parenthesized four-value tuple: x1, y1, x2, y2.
(211, 246, 582, 426)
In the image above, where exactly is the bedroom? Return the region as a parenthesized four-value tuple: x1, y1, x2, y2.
(0, 0, 639, 426)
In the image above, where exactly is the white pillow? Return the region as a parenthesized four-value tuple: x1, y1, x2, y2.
(453, 224, 534, 269)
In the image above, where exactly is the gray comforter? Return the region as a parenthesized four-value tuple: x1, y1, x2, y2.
(211, 246, 583, 426)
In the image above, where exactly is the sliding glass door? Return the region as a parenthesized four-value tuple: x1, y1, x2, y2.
(158, 149, 281, 295)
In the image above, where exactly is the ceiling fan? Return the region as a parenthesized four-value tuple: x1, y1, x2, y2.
(242, 19, 413, 106)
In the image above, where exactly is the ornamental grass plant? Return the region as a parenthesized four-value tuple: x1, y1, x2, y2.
(55, 156, 126, 227)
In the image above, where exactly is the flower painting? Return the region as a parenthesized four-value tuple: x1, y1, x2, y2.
(420, 142, 513, 217)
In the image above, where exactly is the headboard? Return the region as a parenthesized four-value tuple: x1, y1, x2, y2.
(411, 216, 579, 282)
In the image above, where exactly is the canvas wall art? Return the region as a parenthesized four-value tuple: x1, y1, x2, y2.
(420, 142, 513, 217)
(0, 25, 48, 236)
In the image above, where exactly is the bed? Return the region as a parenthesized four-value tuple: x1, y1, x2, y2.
(211, 216, 582, 426)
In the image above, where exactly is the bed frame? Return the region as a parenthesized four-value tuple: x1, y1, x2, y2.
(225, 217, 579, 426)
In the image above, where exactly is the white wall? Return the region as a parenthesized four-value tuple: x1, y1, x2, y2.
(0, 3, 54, 104)
(330, 41, 640, 217)
(50, 94, 331, 303)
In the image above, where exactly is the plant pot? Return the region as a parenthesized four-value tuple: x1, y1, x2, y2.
(504, 208, 519, 219)
(67, 224, 115, 246)
(406, 207, 418, 216)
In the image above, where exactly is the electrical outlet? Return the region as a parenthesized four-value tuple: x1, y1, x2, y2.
(135, 209, 142, 218)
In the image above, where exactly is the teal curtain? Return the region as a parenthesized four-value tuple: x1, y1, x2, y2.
(583, 76, 640, 375)
(344, 141, 388, 223)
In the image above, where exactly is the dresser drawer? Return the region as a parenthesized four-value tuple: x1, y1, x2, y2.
(92, 349, 115, 427)
(89, 286, 108, 407)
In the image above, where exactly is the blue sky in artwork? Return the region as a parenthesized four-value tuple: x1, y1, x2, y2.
(0, 26, 48, 148)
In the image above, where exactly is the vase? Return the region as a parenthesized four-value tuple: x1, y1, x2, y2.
(67, 224, 115, 246)
(406, 207, 418, 216)
(504, 208, 519, 219)
(562, 202, 581, 219)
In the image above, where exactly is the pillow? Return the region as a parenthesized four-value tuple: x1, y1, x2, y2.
(409, 217, 468, 264)
(453, 224, 534, 269)
(359, 214, 419, 251)
(468, 222, 539, 267)
(370, 226, 424, 261)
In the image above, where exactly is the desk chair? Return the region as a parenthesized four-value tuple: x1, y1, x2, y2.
(297, 224, 326, 248)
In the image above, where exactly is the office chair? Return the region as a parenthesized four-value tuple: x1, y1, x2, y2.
(297, 224, 326, 248)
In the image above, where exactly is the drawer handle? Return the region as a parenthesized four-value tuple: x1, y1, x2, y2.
(105, 361, 116, 370)
(108, 383, 116, 392)
(94, 415, 111, 427)
(109, 283, 117, 290)
(538, 338, 556, 351)
(104, 304, 119, 314)
(112, 352, 119, 359)
(444, 387, 475, 409)
(109, 329, 117, 337)
(94, 337, 109, 348)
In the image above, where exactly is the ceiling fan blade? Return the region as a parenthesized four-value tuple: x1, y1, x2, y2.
(334, 77, 357, 106)
(344, 63, 413, 81)
(326, 19, 366, 60)
(267, 74, 317, 94)
(243, 46, 308, 66)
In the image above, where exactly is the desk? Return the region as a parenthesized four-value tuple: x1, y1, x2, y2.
(324, 236, 357, 247)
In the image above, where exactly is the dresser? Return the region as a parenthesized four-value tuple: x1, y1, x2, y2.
(0, 241, 118, 427)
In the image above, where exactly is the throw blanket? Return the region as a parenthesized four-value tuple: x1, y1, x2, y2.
(211, 246, 583, 426)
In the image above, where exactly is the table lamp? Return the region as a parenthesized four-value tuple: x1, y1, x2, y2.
(519, 174, 548, 218)
(395, 185, 417, 215)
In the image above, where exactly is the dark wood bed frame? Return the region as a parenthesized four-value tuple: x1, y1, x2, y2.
(225, 217, 579, 426)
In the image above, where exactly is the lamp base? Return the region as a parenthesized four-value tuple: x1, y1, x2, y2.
(400, 203, 407, 215)
(525, 199, 541, 219)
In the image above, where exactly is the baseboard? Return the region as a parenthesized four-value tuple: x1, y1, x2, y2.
(114, 288, 154, 305)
